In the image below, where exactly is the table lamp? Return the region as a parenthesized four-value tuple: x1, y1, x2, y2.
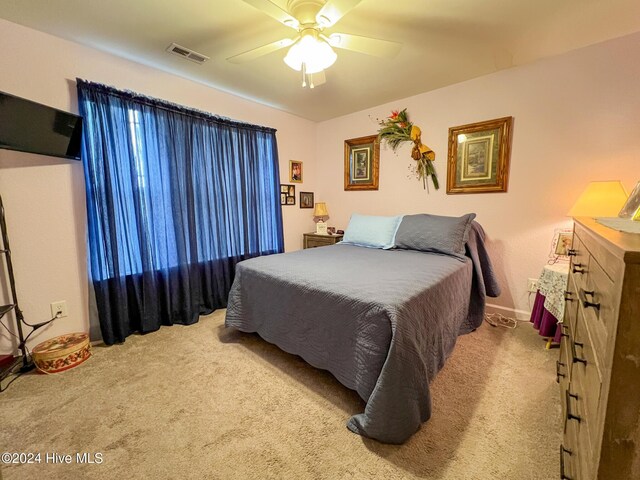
(314, 202, 329, 235)
(567, 181, 628, 218)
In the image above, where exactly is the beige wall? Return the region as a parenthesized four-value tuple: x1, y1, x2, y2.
(0, 19, 316, 352)
(315, 32, 640, 317)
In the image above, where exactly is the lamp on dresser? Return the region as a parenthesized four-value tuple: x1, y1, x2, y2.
(313, 202, 329, 235)
(567, 180, 628, 218)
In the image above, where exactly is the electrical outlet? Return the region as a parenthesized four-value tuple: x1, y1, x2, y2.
(50, 300, 68, 318)
(527, 278, 539, 293)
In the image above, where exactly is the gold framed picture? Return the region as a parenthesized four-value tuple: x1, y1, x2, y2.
(289, 160, 303, 183)
(447, 117, 513, 194)
(344, 135, 379, 191)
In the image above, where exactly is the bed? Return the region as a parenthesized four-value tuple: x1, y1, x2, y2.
(225, 220, 500, 444)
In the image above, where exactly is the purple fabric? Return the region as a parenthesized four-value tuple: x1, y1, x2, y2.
(530, 291, 561, 341)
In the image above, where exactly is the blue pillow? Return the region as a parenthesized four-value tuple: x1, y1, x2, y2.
(394, 213, 477, 259)
(341, 214, 404, 249)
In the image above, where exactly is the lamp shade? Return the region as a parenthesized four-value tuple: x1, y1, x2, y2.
(313, 202, 329, 218)
(283, 34, 337, 74)
(567, 181, 628, 217)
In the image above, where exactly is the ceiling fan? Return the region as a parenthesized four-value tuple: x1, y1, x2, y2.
(227, 0, 402, 88)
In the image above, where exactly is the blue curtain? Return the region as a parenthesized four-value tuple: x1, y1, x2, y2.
(77, 79, 284, 345)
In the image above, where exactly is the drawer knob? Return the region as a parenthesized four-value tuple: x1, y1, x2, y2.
(572, 263, 585, 274)
(583, 300, 600, 310)
(567, 249, 577, 257)
(560, 444, 573, 480)
(578, 288, 601, 311)
(564, 290, 573, 302)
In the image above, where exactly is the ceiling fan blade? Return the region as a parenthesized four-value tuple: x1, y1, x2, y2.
(309, 70, 326, 88)
(327, 33, 402, 59)
(242, 0, 299, 29)
(316, 0, 363, 27)
(227, 38, 296, 64)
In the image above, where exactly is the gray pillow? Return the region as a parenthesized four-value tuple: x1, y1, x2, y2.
(394, 213, 477, 259)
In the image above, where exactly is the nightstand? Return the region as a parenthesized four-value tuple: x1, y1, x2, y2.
(303, 232, 343, 249)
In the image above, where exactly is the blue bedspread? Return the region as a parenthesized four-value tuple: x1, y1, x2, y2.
(225, 223, 500, 443)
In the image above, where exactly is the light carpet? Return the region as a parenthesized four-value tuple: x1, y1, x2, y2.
(0, 310, 561, 479)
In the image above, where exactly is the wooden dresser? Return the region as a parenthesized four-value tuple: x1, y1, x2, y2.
(558, 217, 640, 479)
(303, 232, 343, 249)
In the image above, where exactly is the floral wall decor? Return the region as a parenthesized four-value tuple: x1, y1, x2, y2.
(377, 109, 439, 191)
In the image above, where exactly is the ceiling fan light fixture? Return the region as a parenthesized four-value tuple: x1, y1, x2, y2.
(283, 34, 337, 74)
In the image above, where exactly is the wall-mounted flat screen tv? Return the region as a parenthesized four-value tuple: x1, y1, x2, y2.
(0, 91, 82, 160)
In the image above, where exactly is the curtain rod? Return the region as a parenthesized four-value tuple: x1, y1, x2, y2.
(75, 78, 277, 134)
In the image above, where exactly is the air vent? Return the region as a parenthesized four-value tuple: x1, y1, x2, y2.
(166, 43, 210, 65)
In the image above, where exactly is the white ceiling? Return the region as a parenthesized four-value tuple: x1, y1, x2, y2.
(1, 0, 639, 121)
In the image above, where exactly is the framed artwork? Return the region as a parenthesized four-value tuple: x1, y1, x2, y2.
(548, 229, 573, 265)
(618, 181, 640, 221)
(300, 191, 314, 209)
(289, 160, 303, 183)
(281, 184, 295, 205)
(344, 135, 380, 191)
(447, 117, 513, 194)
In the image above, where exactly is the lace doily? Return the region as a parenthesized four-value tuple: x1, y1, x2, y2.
(537, 263, 569, 320)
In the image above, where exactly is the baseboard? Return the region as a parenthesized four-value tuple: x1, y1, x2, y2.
(485, 303, 531, 321)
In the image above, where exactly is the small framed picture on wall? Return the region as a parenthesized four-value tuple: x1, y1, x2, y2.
(446, 117, 513, 194)
(289, 160, 303, 183)
(300, 191, 314, 208)
(344, 135, 379, 191)
(281, 184, 295, 205)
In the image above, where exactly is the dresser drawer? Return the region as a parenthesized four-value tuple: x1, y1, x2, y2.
(565, 275, 580, 340)
(580, 255, 615, 362)
(306, 237, 334, 248)
(558, 323, 572, 388)
(573, 329, 603, 433)
(573, 307, 604, 465)
(570, 233, 590, 293)
(561, 419, 583, 480)
(303, 234, 343, 249)
(565, 377, 595, 479)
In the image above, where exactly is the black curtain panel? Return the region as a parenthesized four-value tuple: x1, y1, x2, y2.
(77, 79, 284, 345)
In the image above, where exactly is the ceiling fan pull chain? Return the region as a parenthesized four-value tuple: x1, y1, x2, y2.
(301, 62, 307, 87)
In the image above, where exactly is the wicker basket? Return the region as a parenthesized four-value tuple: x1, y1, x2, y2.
(32, 332, 91, 374)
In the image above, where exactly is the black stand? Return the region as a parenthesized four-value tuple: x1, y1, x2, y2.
(0, 195, 34, 390)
